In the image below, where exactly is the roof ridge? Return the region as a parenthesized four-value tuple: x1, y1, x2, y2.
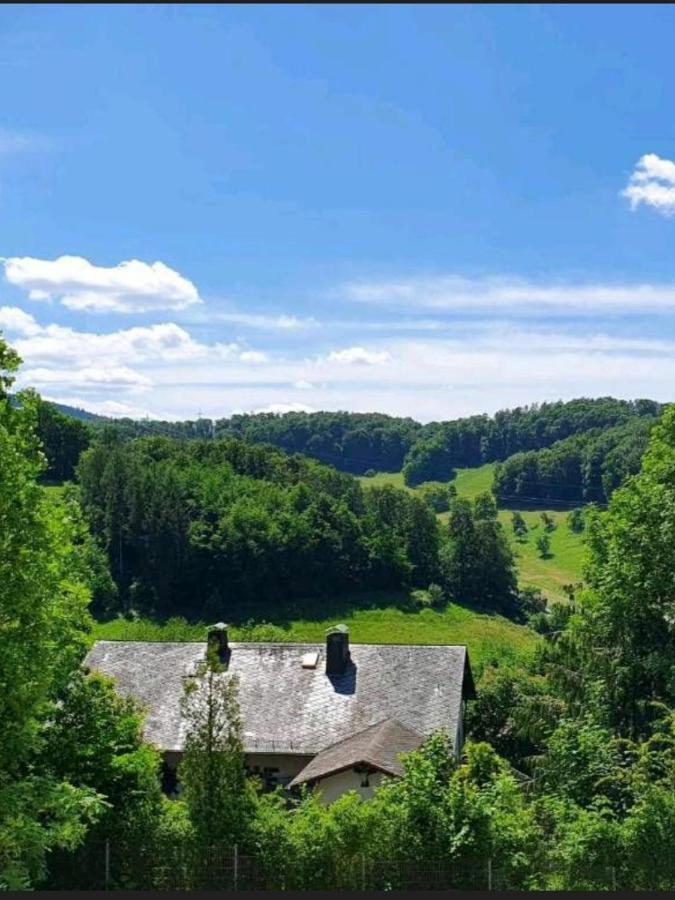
(92, 638, 468, 649)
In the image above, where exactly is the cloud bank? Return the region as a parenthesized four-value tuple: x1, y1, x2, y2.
(340, 274, 675, 313)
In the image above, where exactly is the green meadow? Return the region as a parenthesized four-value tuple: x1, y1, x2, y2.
(92, 590, 537, 670)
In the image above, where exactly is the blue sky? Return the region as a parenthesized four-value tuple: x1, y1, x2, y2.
(1, 4, 674, 420)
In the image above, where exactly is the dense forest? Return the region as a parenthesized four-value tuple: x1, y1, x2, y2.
(215, 411, 421, 474)
(3, 326, 675, 889)
(76, 434, 518, 620)
(402, 397, 661, 485)
(493, 416, 656, 504)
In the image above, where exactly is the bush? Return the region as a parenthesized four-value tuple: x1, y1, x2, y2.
(411, 588, 434, 609)
(536, 534, 551, 558)
(541, 512, 556, 532)
(418, 482, 453, 513)
(511, 511, 528, 541)
(567, 508, 585, 533)
(427, 583, 445, 607)
(518, 585, 547, 620)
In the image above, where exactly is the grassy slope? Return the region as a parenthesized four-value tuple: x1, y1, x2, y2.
(362, 463, 586, 604)
(92, 592, 536, 670)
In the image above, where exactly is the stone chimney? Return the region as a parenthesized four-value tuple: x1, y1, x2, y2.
(325, 624, 350, 676)
(207, 622, 229, 665)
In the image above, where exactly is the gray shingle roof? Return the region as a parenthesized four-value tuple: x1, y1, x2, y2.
(85, 640, 473, 756)
(290, 718, 424, 786)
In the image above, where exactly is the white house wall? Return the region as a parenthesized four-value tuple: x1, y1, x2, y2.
(313, 769, 387, 805)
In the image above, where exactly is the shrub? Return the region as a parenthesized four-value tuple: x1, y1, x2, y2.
(567, 508, 585, 533)
(536, 534, 551, 558)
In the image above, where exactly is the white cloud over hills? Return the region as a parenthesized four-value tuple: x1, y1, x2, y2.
(2, 242, 675, 422)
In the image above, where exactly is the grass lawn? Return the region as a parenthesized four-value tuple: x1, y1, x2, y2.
(452, 463, 496, 500)
(357, 470, 411, 491)
(499, 509, 585, 603)
(92, 591, 537, 671)
(42, 481, 66, 498)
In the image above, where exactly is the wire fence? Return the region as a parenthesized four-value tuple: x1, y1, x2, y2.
(45, 840, 638, 892)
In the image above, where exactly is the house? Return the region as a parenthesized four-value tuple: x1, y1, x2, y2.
(85, 623, 475, 803)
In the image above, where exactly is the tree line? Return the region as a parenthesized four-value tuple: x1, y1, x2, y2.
(35, 397, 662, 490)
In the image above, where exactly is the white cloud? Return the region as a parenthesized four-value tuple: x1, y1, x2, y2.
(293, 379, 315, 390)
(250, 402, 316, 415)
(622, 153, 675, 216)
(0, 305, 42, 336)
(3, 255, 202, 312)
(20, 366, 151, 389)
(326, 346, 391, 365)
(339, 274, 675, 313)
(239, 350, 269, 364)
(214, 312, 318, 331)
(0, 306, 273, 406)
(8, 315, 205, 368)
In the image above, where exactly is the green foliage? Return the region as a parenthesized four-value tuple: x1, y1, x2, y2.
(0, 337, 106, 887)
(562, 405, 675, 736)
(566, 507, 585, 533)
(178, 657, 257, 849)
(36, 398, 92, 482)
(440, 497, 519, 614)
(0, 777, 103, 890)
(538, 718, 618, 806)
(411, 582, 445, 609)
(43, 672, 163, 842)
(77, 438, 441, 618)
(418, 480, 454, 512)
(494, 415, 656, 505)
(467, 663, 563, 771)
(511, 510, 528, 540)
(535, 534, 551, 558)
(540, 512, 555, 532)
(215, 410, 421, 474)
(92, 598, 538, 670)
(0, 382, 92, 773)
(405, 398, 659, 486)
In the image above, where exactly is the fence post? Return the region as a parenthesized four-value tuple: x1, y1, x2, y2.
(233, 843, 239, 891)
(487, 857, 492, 891)
(361, 854, 366, 891)
(104, 840, 110, 889)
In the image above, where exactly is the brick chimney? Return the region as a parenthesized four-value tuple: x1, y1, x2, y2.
(207, 622, 229, 665)
(325, 624, 350, 675)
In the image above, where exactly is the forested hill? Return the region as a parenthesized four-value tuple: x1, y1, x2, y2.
(37, 395, 665, 505)
(494, 416, 656, 505)
(401, 397, 661, 485)
(214, 411, 421, 473)
(53, 396, 662, 480)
